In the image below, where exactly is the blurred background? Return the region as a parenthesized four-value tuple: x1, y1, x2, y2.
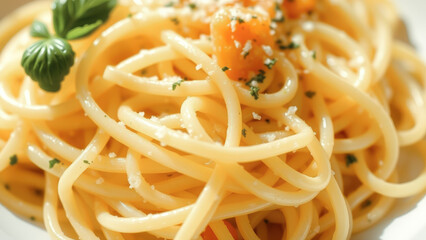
(0, 0, 35, 19)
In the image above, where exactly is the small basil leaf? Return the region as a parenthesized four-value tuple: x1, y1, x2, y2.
(30, 21, 51, 38)
(21, 37, 75, 92)
(65, 19, 103, 40)
(52, 0, 117, 40)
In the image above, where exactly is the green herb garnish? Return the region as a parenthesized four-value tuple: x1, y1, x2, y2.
(49, 158, 61, 168)
(305, 91, 316, 98)
(272, 16, 285, 23)
(272, 4, 285, 23)
(345, 154, 357, 167)
(231, 16, 245, 23)
(277, 41, 300, 50)
(250, 86, 260, 100)
(264, 58, 277, 69)
(245, 70, 266, 87)
(312, 50, 317, 59)
(222, 66, 230, 72)
(170, 17, 180, 25)
(21, 0, 116, 92)
(9, 155, 18, 166)
(243, 51, 250, 59)
(242, 128, 247, 137)
(30, 216, 36, 221)
(188, 3, 196, 9)
(172, 79, 185, 90)
(164, 2, 174, 7)
(83, 160, 91, 164)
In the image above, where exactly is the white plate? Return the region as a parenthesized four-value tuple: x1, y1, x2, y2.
(0, 0, 425, 239)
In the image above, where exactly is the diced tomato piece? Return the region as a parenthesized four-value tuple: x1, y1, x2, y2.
(211, 7, 273, 80)
(282, 0, 316, 19)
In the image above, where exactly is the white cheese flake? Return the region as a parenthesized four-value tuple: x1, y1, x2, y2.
(241, 40, 252, 57)
(128, 172, 141, 189)
(155, 126, 168, 139)
(252, 112, 262, 120)
(286, 106, 298, 115)
(262, 45, 273, 56)
(96, 177, 104, 185)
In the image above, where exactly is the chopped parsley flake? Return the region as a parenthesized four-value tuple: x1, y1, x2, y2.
(345, 154, 357, 167)
(242, 128, 247, 137)
(252, 15, 258, 19)
(83, 160, 91, 164)
(312, 51, 317, 59)
(188, 3, 196, 9)
(250, 86, 260, 100)
(172, 79, 185, 90)
(245, 70, 266, 87)
(243, 51, 250, 59)
(273, 17, 284, 23)
(9, 154, 17, 166)
(164, 2, 174, 7)
(127, 13, 133, 18)
(170, 17, 179, 25)
(264, 58, 277, 69)
(30, 216, 36, 221)
(141, 69, 147, 75)
(222, 66, 230, 72)
(272, 16, 285, 23)
(361, 199, 372, 208)
(231, 16, 245, 23)
(305, 91, 316, 98)
(49, 158, 61, 168)
(272, 4, 285, 23)
(275, 2, 281, 10)
(278, 41, 300, 50)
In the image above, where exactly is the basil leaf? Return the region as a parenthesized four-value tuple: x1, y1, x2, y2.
(65, 19, 103, 40)
(21, 37, 75, 92)
(30, 21, 51, 38)
(52, 0, 117, 40)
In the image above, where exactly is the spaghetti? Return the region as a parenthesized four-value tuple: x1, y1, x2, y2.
(0, 0, 425, 239)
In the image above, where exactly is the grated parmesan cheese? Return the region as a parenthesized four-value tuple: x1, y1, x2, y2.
(262, 45, 273, 56)
(252, 112, 262, 120)
(96, 177, 104, 185)
(241, 40, 252, 56)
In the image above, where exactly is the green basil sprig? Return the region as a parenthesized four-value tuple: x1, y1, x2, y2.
(21, 0, 117, 92)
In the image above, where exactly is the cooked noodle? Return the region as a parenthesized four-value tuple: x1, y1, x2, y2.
(0, 0, 425, 239)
